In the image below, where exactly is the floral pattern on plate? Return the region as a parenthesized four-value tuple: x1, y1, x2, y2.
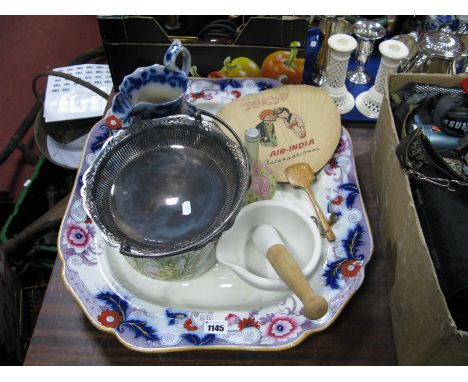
(59, 78, 373, 351)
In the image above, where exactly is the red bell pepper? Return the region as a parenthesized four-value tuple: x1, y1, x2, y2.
(190, 65, 227, 79)
(261, 41, 304, 84)
(207, 70, 227, 78)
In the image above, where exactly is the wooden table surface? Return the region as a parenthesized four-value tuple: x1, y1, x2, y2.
(24, 126, 397, 365)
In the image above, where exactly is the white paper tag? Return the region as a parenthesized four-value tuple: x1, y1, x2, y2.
(182, 200, 191, 215)
(203, 321, 228, 334)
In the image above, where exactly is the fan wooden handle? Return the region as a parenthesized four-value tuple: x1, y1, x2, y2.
(266, 244, 328, 320)
(304, 187, 336, 242)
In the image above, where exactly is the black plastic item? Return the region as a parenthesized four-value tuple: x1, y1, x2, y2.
(390, 83, 468, 149)
(417, 94, 468, 137)
(19, 284, 48, 352)
(233, 16, 309, 47)
(0, 158, 74, 250)
(412, 166, 468, 331)
(0, 190, 14, 229)
(97, 16, 308, 90)
(396, 126, 468, 188)
(0, 248, 23, 365)
(197, 19, 238, 43)
(98, 16, 233, 43)
(0, 159, 74, 364)
(165, 16, 239, 36)
(392, 82, 466, 104)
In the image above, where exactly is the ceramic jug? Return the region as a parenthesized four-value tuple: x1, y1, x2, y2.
(111, 40, 195, 125)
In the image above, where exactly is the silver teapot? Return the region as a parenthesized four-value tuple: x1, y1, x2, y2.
(405, 26, 465, 74)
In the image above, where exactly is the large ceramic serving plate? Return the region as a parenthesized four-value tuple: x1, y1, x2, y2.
(59, 78, 373, 352)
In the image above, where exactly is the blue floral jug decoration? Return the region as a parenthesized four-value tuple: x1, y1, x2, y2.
(111, 40, 196, 126)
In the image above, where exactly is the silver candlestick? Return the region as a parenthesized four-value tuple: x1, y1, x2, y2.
(347, 20, 386, 85)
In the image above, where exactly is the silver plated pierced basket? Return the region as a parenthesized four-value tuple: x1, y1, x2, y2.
(82, 111, 249, 262)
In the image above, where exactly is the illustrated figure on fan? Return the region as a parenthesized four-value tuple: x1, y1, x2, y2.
(274, 107, 306, 139)
(255, 107, 306, 147)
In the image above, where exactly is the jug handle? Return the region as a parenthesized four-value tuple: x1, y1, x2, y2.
(164, 39, 191, 75)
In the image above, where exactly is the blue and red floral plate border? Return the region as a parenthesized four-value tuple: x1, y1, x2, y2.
(58, 78, 374, 352)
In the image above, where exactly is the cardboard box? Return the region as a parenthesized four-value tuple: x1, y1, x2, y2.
(371, 73, 468, 365)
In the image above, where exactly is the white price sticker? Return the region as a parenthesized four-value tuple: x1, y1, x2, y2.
(182, 200, 191, 216)
(203, 321, 228, 334)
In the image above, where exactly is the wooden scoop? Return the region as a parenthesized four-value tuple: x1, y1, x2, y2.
(284, 162, 336, 242)
(252, 224, 328, 320)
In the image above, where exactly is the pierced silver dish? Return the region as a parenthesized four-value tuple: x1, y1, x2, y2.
(82, 111, 249, 280)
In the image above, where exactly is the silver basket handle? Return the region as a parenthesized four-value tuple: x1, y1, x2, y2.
(194, 109, 249, 171)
